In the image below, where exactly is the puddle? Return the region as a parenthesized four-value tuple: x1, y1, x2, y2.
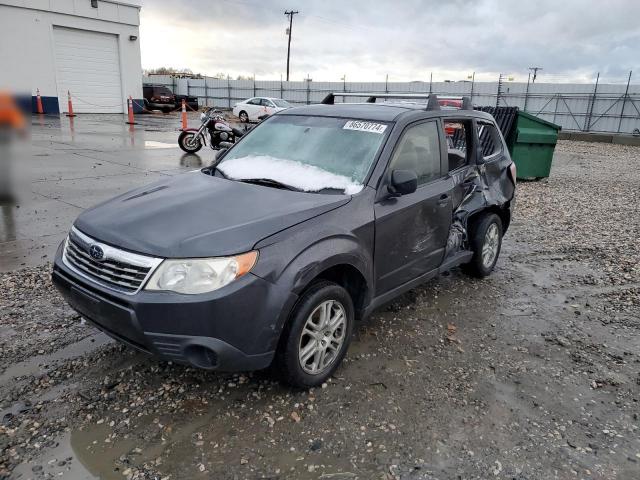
(12, 431, 96, 479)
(143, 141, 177, 149)
(0, 332, 112, 386)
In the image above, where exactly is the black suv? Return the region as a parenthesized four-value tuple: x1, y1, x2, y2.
(52, 93, 516, 388)
(142, 84, 176, 113)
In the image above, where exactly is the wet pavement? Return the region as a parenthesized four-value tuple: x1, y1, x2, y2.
(1, 111, 210, 271)
(1, 118, 639, 480)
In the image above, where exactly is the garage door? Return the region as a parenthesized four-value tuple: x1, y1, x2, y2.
(53, 27, 124, 114)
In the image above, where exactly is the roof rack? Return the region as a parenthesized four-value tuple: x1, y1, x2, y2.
(320, 92, 473, 111)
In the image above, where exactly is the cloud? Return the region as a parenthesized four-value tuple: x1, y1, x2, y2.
(139, 0, 640, 83)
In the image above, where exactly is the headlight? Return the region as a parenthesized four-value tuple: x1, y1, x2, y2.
(145, 251, 258, 294)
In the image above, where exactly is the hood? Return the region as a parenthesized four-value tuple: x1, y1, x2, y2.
(74, 171, 350, 258)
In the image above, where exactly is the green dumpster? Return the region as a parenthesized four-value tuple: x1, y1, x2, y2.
(475, 106, 561, 180)
(507, 111, 561, 180)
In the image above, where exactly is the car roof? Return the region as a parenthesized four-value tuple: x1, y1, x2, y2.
(278, 102, 496, 123)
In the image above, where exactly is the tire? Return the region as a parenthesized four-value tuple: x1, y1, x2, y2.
(276, 281, 355, 388)
(463, 213, 503, 278)
(238, 110, 249, 123)
(178, 131, 203, 153)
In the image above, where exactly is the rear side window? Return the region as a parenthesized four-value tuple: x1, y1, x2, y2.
(477, 122, 503, 159)
(247, 98, 261, 105)
(444, 120, 472, 171)
(389, 122, 441, 185)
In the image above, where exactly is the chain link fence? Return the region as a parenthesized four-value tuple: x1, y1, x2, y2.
(143, 74, 640, 135)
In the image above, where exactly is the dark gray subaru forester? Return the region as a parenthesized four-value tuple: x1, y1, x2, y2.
(52, 93, 516, 388)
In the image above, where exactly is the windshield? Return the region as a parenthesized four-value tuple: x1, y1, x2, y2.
(218, 115, 389, 194)
(272, 99, 291, 108)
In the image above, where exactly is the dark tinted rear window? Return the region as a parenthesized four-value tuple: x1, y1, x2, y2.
(153, 86, 173, 96)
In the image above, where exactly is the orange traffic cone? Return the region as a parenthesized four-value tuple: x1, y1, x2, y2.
(66, 91, 76, 117)
(181, 98, 188, 130)
(126, 96, 136, 125)
(36, 89, 44, 114)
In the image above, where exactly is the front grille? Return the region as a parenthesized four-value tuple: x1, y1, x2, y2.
(63, 226, 162, 294)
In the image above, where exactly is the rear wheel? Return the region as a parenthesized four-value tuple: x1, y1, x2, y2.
(238, 110, 249, 123)
(463, 213, 503, 278)
(178, 131, 203, 153)
(276, 281, 354, 388)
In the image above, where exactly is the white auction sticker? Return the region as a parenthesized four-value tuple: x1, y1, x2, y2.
(343, 120, 387, 134)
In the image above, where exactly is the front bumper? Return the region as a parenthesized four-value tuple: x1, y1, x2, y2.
(52, 244, 297, 371)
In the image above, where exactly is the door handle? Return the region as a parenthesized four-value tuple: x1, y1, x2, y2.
(437, 194, 449, 206)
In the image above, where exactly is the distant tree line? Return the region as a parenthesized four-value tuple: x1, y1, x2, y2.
(144, 67, 253, 81)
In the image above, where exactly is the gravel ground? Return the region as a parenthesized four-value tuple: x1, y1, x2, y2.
(1, 140, 639, 480)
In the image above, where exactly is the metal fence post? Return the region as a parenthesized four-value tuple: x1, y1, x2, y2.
(524, 73, 531, 112)
(584, 72, 599, 132)
(227, 76, 231, 109)
(496, 74, 503, 107)
(429, 72, 433, 94)
(469, 72, 475, 104)
(385, 74, 389, 93)
(617, 71, 632, 133)
(280, 78, 284, 99)
(204, 77, 209, 108)
(253, 76, 256, 98)
(306, 78, 311, 105)
(553, 94, 560, 124)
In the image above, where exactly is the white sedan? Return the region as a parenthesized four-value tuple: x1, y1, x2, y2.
(232, 97, 292, 122)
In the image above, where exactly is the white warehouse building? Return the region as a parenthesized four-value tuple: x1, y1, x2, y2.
(0, 0, 143, 114)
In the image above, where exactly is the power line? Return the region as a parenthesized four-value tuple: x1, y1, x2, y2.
(284, 10, 299, 81)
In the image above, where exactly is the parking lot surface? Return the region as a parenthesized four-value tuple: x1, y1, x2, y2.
(1, 115, 639, 479)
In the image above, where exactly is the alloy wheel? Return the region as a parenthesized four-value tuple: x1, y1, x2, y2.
(481, 223, 500, 268)
(298, 300, 346, 375)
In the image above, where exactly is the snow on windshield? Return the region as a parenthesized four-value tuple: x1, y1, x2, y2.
(218, 155, 364, 194)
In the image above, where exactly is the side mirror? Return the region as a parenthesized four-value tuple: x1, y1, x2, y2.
(476, 146, 485, 164)
(388, 170, 417, 197)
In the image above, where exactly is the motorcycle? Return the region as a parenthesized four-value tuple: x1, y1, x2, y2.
(178, 108, 245, 153)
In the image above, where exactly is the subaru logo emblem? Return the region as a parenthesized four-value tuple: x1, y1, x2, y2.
(89, 245, 104, 261)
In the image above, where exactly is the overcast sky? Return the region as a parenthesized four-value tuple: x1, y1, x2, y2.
(139, 0, 640, 83)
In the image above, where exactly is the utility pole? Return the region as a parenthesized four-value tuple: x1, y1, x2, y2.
(284, 10, 299, 82)
(529, 66, 543, 83)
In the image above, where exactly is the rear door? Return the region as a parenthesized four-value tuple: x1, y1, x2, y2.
(374, 120, 452, 295)
(245, 98, 262, 120)
(475, 120, 515, 201)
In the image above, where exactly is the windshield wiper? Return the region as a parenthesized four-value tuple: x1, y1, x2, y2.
(238, 178, 301, 191)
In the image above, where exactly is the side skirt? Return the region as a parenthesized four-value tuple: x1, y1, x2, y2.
(362, 250, 474, 318)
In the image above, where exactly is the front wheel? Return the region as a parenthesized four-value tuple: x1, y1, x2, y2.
(463, 213, 503, 278)
(178, 131, 203, 153)
(238, 110, 249, 123)
(276, 281, 354, 388)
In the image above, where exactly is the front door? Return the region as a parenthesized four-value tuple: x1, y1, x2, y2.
(374, 120, 452, 295)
